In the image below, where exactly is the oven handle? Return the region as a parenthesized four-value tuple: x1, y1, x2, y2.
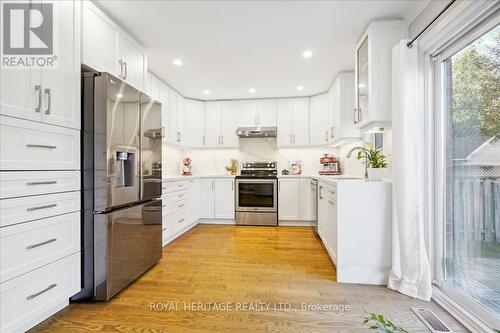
(235, 179, 277, 184)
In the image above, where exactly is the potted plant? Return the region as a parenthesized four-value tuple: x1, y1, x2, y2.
(355, 143, 388, 181)
(363, 313, 408, 332)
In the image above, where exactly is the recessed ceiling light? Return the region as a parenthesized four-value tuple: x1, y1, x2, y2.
(302, 50, 313, 58)
(249, 88, 256, 93)
(203, 90, 211, 95)
(116, 93, 123, 98)
(173, 59, 183, 66)
(296, 86, 304, 91)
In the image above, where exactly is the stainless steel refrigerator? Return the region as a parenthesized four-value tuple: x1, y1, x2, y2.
(73, 72, 163, 301)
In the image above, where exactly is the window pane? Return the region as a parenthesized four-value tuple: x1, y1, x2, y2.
(444, 24, 500, 317)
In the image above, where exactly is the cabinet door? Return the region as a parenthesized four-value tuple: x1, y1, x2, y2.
(199, 179, 215, 218)
(309, 94, 330, 145)
(41, 0, 80, 130)
(328, 83, 337, 140)
(276, 99, 293, 147)
(238, 100, 257, 127)
(327, 196, 337, 261)
(292, 98, 309, 146)
(299, 179, 316, 221)
(257, 99, 276, 126)
(166, 87, 178, 144)
(278, 179, 300, 220)
(151, 75, 161, 101)
(82, 1, 119, 75)
(204, 101, 221, 147)
(184, 100, 205, 148)
(221, 101, 238, 147)
(119, 33, 146, 91)
(188, 179, 200, 223)
(336, 72, 360, 140)
(176, 94, 185, 144)
(317, 184, 327, 240)
(214, 179, 235, 219)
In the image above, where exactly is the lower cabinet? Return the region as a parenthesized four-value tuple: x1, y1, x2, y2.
(278, 177, 316, 222)
(199, 177, 235, 220)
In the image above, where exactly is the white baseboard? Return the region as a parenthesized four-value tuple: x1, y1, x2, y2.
(198, 218, 235, 225)
(278, 220, 317, 227)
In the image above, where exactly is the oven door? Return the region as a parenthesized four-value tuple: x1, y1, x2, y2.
(235, 179, 277, 213)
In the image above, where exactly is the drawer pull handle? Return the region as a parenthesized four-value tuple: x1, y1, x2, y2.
(178, 204, 185, 208)
(177, 218, 185, 223)
(26, 283, 57, 300)
(27, 203, 57, 211)
(328, 200, 335, 205)
(26, 144, 57, 150)
(26, 181, 58, 186)
(26, 238, 57, 250)
(177, 194, 184, 198)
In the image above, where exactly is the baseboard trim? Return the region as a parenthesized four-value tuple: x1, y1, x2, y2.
(198, 219, 235, 225)
(278, 220, 317, 227)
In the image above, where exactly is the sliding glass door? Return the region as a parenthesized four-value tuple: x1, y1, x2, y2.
(436, 19, 500, 328)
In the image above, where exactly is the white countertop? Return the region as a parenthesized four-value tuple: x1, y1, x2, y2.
(162, 174, 235, 182)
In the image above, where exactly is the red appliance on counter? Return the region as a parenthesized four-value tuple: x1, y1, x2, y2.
(319, 154, 341, 175)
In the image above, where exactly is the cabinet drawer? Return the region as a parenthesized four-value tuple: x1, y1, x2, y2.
(0, 171, 80, 199)
(0, 191, 80, 227)
(0, 253, 80, 333)
(0, 116, 80, 171)
(0, 212, 80, 283)
(166, 198, 188, 216)
(166, 189, 188, 203)
(163, 180, 189, 193)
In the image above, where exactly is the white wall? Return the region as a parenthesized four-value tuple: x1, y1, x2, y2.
(163, 139, 366, 177)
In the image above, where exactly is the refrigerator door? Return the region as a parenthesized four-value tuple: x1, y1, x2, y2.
(140, 93, 163, 201)
(94, 73, 141, 210)
(94, 199, 162, 301)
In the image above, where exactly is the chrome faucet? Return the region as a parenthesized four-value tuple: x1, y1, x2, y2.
(346, 146, 370, 179)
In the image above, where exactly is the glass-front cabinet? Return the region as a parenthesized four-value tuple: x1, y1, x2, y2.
(354, 20, 406, 131)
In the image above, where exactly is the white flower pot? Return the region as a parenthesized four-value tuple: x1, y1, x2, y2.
(367, 168, 386, 181)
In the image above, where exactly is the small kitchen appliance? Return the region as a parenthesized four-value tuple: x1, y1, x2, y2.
(319, 154, 341, 175)
(235, 161, 278, 226)
(182, 157, 192, 176)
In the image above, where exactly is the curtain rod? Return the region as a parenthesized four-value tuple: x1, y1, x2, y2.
(407, 0, 457, 48)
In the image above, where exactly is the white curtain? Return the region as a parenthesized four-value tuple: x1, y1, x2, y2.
(388, 40, 432, 301)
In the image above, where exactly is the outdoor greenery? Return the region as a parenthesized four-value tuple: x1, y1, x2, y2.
(363, 313, 408, 333)
(451, 26, 499, 139)
(356, 143, 388, 169)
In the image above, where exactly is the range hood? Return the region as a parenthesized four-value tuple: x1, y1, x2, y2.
(236, 127, 277, 138)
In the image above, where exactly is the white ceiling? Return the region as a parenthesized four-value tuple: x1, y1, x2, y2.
(96, 0, 427, 100)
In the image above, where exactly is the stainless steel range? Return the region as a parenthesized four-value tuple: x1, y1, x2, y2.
(235, 161, 278, 226)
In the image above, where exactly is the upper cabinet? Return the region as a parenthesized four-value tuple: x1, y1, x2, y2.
(332, 72, 361, 144)
(204, 101, 238, 148)
(82, 1, 147, 91)
(0, 0, 81, 130)
(277, 98, 309, 147)
(164, 87, 185, 145)
(354, 20, 407, 131)
(238, 99, 276, 127)
(184, 100, 205, 148)
(309, 93, 331, 146)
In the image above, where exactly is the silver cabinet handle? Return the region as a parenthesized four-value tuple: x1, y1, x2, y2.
(35, 85, 42, 113)
(177, 218, 185, 223)
(331, 126, 335, 138)
(27, 181, 57, 186)
(325, 131, 328, 142)
(119, 59, 124, 77)
(221, 135, 224, 145)
(328, 199, 335, 205)
(26, 144, 57, 150)
(354, 108, 358, 124)
(26, 283, 57, 300)
(178, 204, 185, 208)
(26, 238, 57, 250)
(123, 61, 128, 80)
(44, 88, 51, 115)
(358, 108, 362, 122)
(161, 127, 166, 138)
(27, 203, 57, 211)
(319, 185, 323, 199)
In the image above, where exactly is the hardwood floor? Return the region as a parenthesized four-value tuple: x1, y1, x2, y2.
(31, 225, 467, 332)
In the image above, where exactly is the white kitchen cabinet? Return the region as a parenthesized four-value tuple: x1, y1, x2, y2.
(317, 182, 328, 240)
(204, 101, 222, 147)
(309, 93, 331, 145)
(184, 100, 205, 147)
(276, 98, 309, 147)
(82, 0, 120, 77)
(299, 179, 317, 221)
(164, 86, 177, 144)
(214, 179, 235, 219)
(150, 73, 161, 101)
(354, 20, 406, 130)
(238, 99, 276, 127)
(1, 0, 80, 130)
(256, 99, 277, 126)
(332, 72, 361, 143)
(278, 179, 300, 220)
(238, 100, 258, 127)
(220, 101, 239, 147)
(188, 179, 200, 223)
(204, 101, 238, 148)
(199, 178, 215, 218)
(82, 1, 146, 91)
(176, 94, 185, 143)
